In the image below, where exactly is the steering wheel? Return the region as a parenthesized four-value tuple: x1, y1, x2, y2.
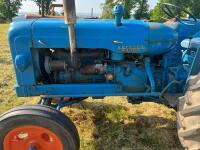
(161, 3, 197, 26)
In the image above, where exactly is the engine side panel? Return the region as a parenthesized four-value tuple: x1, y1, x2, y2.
(32, 19, 177, 55)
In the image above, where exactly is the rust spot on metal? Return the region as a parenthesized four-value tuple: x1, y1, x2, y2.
(148, 22, 161, 29)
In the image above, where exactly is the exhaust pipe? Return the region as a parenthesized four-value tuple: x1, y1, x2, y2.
(62, 0, 77, 69)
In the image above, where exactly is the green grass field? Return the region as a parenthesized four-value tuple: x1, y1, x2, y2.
(0, 24, 182, 150)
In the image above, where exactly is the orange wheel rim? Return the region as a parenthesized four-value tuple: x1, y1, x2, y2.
(3, 125, 63, 150)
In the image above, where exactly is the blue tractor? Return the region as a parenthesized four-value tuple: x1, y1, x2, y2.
(0, 1, 200, 149)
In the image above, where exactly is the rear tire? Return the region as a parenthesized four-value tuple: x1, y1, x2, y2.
(177, 74, 200, 149)
(0, 105, 80, 150)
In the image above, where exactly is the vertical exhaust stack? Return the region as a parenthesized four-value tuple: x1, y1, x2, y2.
(62, 0, 78, 69)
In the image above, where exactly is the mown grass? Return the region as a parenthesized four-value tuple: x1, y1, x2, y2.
(0, 24, 182, 150)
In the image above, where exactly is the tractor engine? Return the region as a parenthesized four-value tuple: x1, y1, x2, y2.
(9, 17, 178, 97)
(8, 1, 179, 99)
(34, 48, 149, 92)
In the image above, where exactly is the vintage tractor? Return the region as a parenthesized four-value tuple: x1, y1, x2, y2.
(1, 0, 200, 149)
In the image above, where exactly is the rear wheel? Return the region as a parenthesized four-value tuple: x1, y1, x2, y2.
(177, 74, 200, 149)
(0, 105, 80, 150)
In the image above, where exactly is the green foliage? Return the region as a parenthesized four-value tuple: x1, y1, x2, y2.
(31, 0, 56, 15)
(0, 0, 23, 22)
(101, 0, 115, 19)
(187, 0, 200, 18)
(0, 13, 6, 23)
(102, 0, 200, 21)
(134, 0, 150, 19)
(101, 0, 134, 19)
(150, 0, 198, 22)
(101, 0, 150, 19)
(150, 1, 168, 22)
(123, 0, 137, 19)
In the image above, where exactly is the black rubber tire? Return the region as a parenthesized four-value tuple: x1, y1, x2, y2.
(0, 105, 80, 150)
(177, 74, 200, 150)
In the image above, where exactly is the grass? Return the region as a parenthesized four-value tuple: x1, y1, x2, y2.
(0, 24, 182, 150)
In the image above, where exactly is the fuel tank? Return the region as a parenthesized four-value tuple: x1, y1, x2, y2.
(12, 18, 178, 55)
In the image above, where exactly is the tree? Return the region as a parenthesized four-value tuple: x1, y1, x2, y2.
(101, 0, 136, 19)
(101, 0, 150, 19)
(134, 0, 149, 19)
(31, 0, 56, 15)
(150, 0, 166, 22)
(101, 0, 115, 19)
(150, 0, 191, 22)
(187, 0, 200, 18)
(0, 12, 6, 23)
(0, 0, 23, 22)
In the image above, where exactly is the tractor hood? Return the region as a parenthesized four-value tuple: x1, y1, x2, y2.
(10, 18, 178, 55)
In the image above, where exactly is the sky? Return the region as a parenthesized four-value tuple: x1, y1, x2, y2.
(20, 0, 159, 14)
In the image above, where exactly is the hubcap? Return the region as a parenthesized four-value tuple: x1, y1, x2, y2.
(28, 147, 37, 150)
(3, 125, 63, 150)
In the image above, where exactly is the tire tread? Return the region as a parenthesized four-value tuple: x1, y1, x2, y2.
(178, 74, 200, 149)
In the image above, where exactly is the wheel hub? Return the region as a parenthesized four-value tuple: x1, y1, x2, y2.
(28, 147, 37, 150)
(3, 125, 63, 150)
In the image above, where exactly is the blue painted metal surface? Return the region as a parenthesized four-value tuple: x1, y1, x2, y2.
(112, 5, 124, 26)
(8, 20, 35, 86)
(16, 84, 161, 97)
(15, 55, 31, 72)
(182, 35, 200, 76)
(145, 58, 155, 92)
(7, 12, 200, 104)
(170, 20, 200, 46)
(165, 20, 200, 68)
(31, 19, 177, 55)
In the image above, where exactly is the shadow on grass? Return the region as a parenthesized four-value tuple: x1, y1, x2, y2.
(0, 59, 12, 65)
(72, 101, 183, 150)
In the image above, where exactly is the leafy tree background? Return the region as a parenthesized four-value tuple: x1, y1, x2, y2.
(0, 0, 200, 23)
(101, 0, 200, 21)
(0, 0, 23, 22)
(150, 0, 200, 22)
(0, 0, 56, 22)
(187, 0, 200, 18)
(134, 0, 149, 19)
(101, 0, 150, 19)
(31, 0, 55, 15)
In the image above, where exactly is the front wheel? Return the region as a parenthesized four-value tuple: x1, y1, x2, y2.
(177, 74, 200, 149)
(0, 105, 80, 150)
